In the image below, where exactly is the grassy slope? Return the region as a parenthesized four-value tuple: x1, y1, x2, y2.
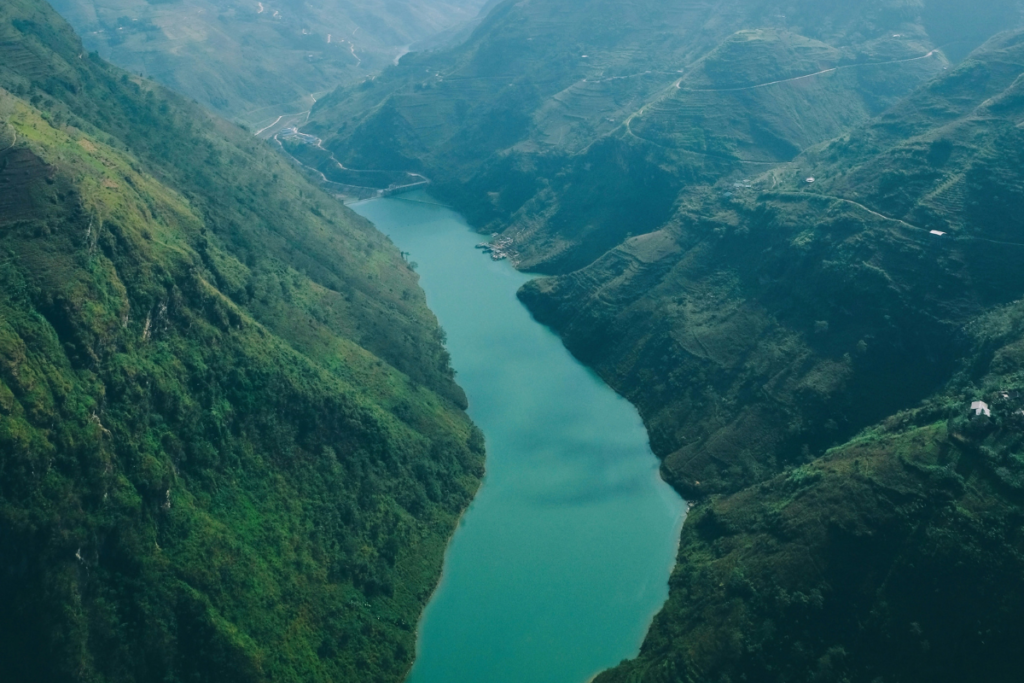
(47, 0, 486, 120)
(0, 2, 482, 681)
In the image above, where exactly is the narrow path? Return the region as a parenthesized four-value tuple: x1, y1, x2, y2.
(679, 50, 939, 93)
(255, 115, 283, 137)
(583, 69, 661, 84)
(241, 91, 326, 131)
(776, 191, 926, 233)
(624, 118, 780, 164)
(575, 48, 941, 156)
(288, 130, 429, 181)
(271, 128, 430, 196)
(776, 190, 1024, 248)
(574, 76, 684, 155)
(345, 40, 361, 67)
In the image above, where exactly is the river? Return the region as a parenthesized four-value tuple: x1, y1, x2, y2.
(352, 192, 685, 683)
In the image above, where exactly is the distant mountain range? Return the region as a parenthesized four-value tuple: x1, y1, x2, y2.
(48, 0, 488, 120)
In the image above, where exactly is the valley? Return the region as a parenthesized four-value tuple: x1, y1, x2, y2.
(353, 194, 684, 683)
(7, 0, 1024, 681)
(299, 1, 1024, 680)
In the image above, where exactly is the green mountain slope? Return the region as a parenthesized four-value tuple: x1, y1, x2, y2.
(47, 0, 487, 121)
(596, 304, 1024, 682)
(302, 0, 991, 270)
(0, 2, 482, 681)
(516, 29, 1024, 683)
(522, 29, 1024, 497)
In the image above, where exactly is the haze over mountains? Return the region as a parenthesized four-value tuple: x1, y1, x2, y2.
(8, 0, 1024, 681)
(48, 0, 488, 120)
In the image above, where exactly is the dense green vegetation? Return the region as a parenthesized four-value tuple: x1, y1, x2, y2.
(299, 1, 1024, 680)
(304, 0, 978, 270)
(532, 27, 1024, 683)
(48, 0, 486, 121)
(11, 0, 1024, 680)
(595, 303, 1024, 682)
(523, 28, 1024, 496)
(0, 2, 482, 681)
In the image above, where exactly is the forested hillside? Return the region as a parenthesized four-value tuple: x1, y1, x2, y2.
(10, 0, 1024, 680)
(543, 26, 1024, 683)
(595, 296, 1024, 682)
(304, 0, 1020, 267)
(523, 28, 1024, 495)
(0, 2, 482, 681)
(295, 1, 1024, 680)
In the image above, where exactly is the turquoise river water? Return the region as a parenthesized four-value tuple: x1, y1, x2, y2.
(353, 192, 685, 683)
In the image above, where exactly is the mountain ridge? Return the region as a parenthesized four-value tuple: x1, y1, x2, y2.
(48, 0, 489, 121)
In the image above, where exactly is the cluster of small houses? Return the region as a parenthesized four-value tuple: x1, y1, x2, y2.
(476, 235, 514, 260)
(969, 390, 1024, 420)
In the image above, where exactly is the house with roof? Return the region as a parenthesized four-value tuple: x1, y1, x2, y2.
(970, 400, 991, 418)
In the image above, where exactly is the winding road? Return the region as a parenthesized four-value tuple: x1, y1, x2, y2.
(576, 48, 943, 156)
(778, 190, 1024, 249)
(271, 128, 429, 197)
(255, 115, 284, 137)
(678, 50, 940, 93)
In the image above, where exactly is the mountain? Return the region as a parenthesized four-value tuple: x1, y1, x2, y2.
(300, 0, 1024, 496)
(0, 1, 482, 681)
(543, 28, 1024, 683)
(18, 0, 1024, 680)
(594, 304, 1024, 683)
(598, 357, 1024, 683)
(301, 0, 1024, 266)
(522, 27, 1024, 496)
(46, 0, 487, 121)
(300, 1, 1024, 680)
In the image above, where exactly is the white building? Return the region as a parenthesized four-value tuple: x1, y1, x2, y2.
(970, 400, 991, 418)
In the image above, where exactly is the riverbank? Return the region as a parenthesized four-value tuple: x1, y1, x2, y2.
(353, 192, 685, 683)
